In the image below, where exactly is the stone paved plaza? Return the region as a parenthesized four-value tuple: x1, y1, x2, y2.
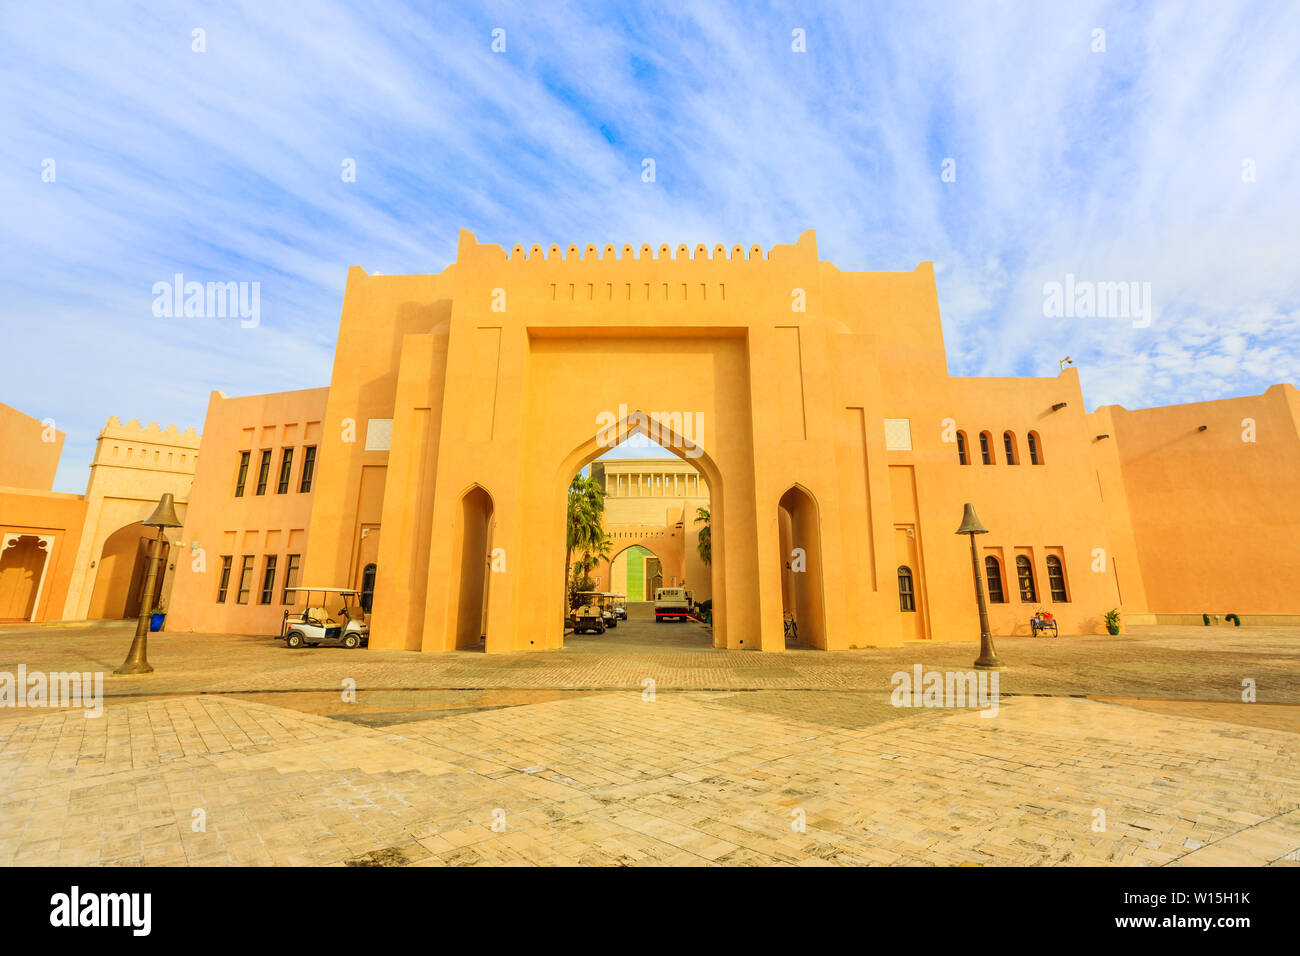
(1, 614, 1297, 866)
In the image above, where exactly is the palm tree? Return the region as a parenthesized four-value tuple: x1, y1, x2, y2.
(695, 506, 711, 566)
(577, 532, 613, 582)
(565, 473, 606, 610)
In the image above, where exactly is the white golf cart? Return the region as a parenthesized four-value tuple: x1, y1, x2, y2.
(280, 586, 370, 649)
(570, 593, 606, 635)
(577, 591, 617, 629)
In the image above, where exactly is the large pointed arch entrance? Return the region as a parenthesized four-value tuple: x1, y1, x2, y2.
(551, 410, 729, 650)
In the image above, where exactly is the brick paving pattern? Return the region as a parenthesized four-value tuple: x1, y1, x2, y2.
(0, 619, 1296, 866)
(3, 619, 1297, 701)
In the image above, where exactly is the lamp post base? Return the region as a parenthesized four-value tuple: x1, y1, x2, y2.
(974, 632, 1002, 670)
(113, 634, 154, 675)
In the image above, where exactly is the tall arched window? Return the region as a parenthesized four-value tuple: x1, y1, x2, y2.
(897, 566, 916, 612)
(956, 431, 969, 465)
(1015, 555, 1037, 602)
(1003, 431, 1019, 464)
(985, 556, 1005, 603)
(1046, 555, 1069, 602)
(1027, 431, 1043, 465)
(979, 431, 994, 464)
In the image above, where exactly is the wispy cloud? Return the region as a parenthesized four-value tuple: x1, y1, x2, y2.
(2, 1, 1297, 489)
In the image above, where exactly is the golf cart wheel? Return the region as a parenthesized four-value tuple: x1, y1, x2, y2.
(286, 631, 304, 649)
(343, 634, 360, 649)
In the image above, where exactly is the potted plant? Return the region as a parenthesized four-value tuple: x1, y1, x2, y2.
(1104, 608, 1121, 635)
(1225, 613, 1241, 627)
(149, 604, 167, 632)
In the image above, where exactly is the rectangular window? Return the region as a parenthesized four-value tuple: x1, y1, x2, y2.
(883, 418, 913, 451)
(255, 450, 272, 495)
(234, 451, 250, 497)
(236, 555, 255, 604)
(979, 433, 992, 465)
(260, 555, 278, 604)
(276, 448, 294, 494)
(216, 555, 233, 602)
(299, 446, 317, 493)
(282, 554, 301, 604)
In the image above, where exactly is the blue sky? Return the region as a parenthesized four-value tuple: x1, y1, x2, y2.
(2, 1, 1298, 491)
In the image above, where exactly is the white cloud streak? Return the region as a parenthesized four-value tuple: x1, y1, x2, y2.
(0, 1, 1296, 489)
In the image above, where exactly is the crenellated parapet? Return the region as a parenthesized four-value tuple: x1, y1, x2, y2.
(460, 228, 820, 268)
(93, 416, 202, 471)
(506, 242, 775, 262)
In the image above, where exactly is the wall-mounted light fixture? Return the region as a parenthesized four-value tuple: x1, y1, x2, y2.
(1059, 356, 1073, 373)
(1052, 402, 1068, 411)
(1198, 425, 1208, 432)
(1095, 434, 1110, 440)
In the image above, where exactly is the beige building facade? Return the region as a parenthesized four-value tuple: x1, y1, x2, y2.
(12, 229, 1298, 647)
(166, 388, 329, 636)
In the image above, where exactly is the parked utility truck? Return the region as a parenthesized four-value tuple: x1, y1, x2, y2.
(654, 587, 690, 622)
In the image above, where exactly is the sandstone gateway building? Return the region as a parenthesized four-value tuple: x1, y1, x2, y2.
(154, 230, 1300, 651)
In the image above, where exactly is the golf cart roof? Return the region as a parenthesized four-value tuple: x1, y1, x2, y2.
(288, 586, 361, 595)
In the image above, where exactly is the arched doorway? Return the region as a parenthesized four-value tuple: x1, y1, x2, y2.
(610, 544, 664, 601)
(0, 535, 51, 622)
(87, 522, 169, 620)
(777, 486, 826, 648)
(452, 486, 494, 649)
